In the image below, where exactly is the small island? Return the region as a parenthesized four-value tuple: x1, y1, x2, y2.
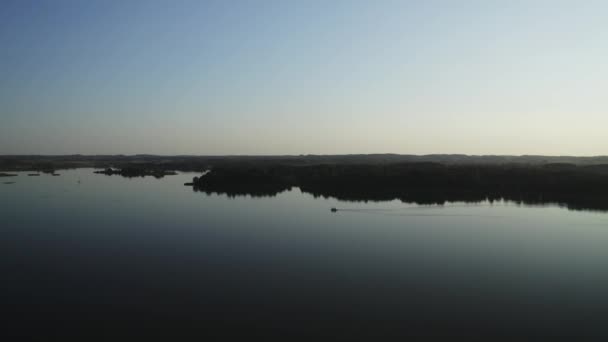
(95, 167, 178, 179)
(0, 173, 18, 177)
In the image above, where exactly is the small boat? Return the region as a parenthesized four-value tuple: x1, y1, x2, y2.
(331, 207, 338, 213)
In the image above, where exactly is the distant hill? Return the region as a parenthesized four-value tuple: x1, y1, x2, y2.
(2, 154, 608, 172)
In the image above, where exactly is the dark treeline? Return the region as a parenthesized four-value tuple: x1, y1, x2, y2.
(4, 154, 608, 172)
(192, 163, 608, 212)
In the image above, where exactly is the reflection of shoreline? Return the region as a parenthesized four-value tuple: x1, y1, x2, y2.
(190, 164, 608, 213)
(194, 185, 608, 213)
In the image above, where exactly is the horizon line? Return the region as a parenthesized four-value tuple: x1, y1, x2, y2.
(2, 153, 608, 158)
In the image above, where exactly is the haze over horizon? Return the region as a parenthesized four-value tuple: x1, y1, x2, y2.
(2, 0, 607, 156)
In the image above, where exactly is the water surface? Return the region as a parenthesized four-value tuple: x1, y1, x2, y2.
(3, 169, 608, 338)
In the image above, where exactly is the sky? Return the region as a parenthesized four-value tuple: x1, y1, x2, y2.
(1, 0, 607, 155)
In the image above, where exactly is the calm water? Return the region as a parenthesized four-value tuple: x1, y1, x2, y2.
(3, 169, 608, 338)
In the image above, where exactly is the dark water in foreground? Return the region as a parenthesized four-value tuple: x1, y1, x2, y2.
(3, 169, 608, 339)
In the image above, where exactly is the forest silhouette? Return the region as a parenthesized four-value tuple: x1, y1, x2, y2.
(191, 162, 608, 212)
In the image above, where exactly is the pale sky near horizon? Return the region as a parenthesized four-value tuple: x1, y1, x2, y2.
(1, 0, 607, 155)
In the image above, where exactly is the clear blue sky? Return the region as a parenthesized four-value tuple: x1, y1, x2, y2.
(1, 0, 607, 155)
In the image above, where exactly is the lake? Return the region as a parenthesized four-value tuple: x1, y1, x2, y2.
(3, 169, 608, 339)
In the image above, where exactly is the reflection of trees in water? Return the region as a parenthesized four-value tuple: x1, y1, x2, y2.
(191, 164, 608, 212)
(193, 184, 291, 198)
(302, 187, 608, 213)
